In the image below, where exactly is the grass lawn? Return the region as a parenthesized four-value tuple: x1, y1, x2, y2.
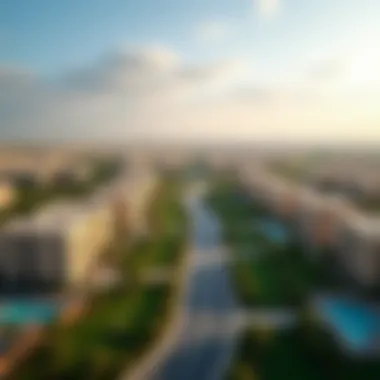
(233, 255, 293, 306)
(15, 285, 170, 380)
(212, 178, 380, 380)
(298, 319, 380, 380)
(230, 325, 380, 380)
(131, 179, 187, 272)
(231, 240, 316, 307)
(13, 177, 187, 380)
(131, 236, 184, 271)
(208, 179, 317, 307)
(229, 328, 324, 380)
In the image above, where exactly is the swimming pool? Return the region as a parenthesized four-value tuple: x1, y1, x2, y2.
(257, 219, 288, 244)
(318, 297, 380, 353)
(0, 300, 61, 325)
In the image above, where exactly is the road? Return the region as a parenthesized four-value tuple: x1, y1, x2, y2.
(147, 188, 242, 380)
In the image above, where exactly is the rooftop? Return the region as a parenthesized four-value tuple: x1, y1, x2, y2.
(1, 202, 87, 235)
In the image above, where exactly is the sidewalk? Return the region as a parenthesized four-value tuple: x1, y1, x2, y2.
(118, 243, 192, 380)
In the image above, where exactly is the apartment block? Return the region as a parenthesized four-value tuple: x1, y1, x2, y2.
(0, 182, 15, 210)
(50, 161, 94, 187)
(81, 193, 115, 247)
(298, 192, 353, 248)
(117, 169, 157, 235)
(240, 170, 273, 206)
(259, 178, 298, 219)
(335, 214, 380, 288)
(93, 183, 129, 234)
(293, 189, 328, 256)
(0, 201, 112, 294)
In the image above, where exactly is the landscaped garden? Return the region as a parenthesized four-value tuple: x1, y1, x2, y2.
(228, 326, 324, 380)
(209, 177, 380, 380)
(229, 313, 380, 380)
(207, 178, 322, 307)
(12, 177, 187, 380)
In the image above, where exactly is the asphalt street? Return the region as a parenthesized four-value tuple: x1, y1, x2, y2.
(149, 189, 241, 380)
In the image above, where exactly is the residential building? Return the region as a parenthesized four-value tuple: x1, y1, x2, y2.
(118, 169, 157, 235)
(0, 182, 15, 210)
(50, 161, 93, 187)
(260, 178, 299, 219)
(0, 169, 40, 189)
(335, 214, 380, 288)
(294, 188, 328, 256)
(0, 201, 112, 294)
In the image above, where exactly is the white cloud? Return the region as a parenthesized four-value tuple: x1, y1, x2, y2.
(1, 44, 380, 145)
(65, 45, 181, 94)
(256, 0, 280, 19)
(0, 46, 254, 142)
(195, 21, 231, 43)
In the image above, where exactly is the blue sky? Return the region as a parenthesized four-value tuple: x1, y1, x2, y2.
(1, 0, 380, 143)
(0, 0, 250, 73)
(2, 0, 377, 74)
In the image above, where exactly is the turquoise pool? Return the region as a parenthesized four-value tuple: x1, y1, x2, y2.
(319, 297, 380, 352)
(0, 300, 61, 325)
(257, 219, 288, 244)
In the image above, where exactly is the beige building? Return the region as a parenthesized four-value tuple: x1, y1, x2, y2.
(82, 166, 157, 237)
(81, 193, 115, 246)
(335, 214, 380, 288)
(261, 178, 298, 219)
(112, 169, 157, 235)
(0, 182, 15, 210)
(295, 190, 339, 254)
(240, 169, 299, 220)
(0, 150, 95, 188)
(239, 169, 273, 205)
(0, 200, 113, 292)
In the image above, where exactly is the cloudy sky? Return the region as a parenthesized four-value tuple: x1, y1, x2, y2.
(1, 0, 380, 144)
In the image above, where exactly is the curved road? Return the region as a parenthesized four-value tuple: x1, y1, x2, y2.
(148, 188, 241, 380)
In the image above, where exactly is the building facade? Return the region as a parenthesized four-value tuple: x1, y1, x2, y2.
(0, 200, 113, 294)
(335, 215, 380, 288)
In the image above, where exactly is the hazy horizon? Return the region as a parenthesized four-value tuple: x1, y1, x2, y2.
(1, 0, 380, 144)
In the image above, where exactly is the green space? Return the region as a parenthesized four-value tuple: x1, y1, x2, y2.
(298, 319, 380, 380)
(14, 285, 170, 380)
(229, 319, 380, 380)
(210, 178, 380, 380)
(13, 177, 187, 380)
(207, 179, 325, 307)
(129, 179, 187, 272)
(228, 327, 323, 380)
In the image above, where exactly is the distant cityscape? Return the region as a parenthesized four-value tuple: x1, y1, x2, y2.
(0, 145, 377, 379)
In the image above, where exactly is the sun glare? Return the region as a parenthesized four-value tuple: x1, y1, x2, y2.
(346, 44, 380, 88)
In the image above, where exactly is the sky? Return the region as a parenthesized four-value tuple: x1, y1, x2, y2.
(1, 0, 380, 145)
